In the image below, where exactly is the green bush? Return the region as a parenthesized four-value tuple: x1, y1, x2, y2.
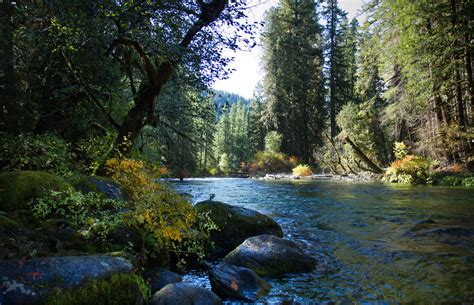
(29, 190, 126, 239)
(0, 171, 73, 211)
(0, 133, 73, 175)
(46, 273, 150, 305)
(432, 173, 474, 187)
(253, 151, 292, 174)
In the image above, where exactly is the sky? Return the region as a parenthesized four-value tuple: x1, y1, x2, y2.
(212, 0, 365, 99)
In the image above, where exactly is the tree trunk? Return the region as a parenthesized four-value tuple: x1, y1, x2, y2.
(112, 0, 228, 156)
(344, 136, 383, 174)
(329, 0, 337, 138)
(462, 0, 473, 122)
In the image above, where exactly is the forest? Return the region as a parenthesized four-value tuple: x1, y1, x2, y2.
(0, 0, 473, 304)
(1, 0, 472, 185)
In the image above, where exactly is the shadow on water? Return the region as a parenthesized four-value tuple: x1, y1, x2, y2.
(170, 178, 474, 304)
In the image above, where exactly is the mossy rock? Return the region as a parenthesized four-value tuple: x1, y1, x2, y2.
(74, 176, 123, 200)
(194, 200, 283, 258)
(0, 171, 73, 212)
(46, 273, 146, 305)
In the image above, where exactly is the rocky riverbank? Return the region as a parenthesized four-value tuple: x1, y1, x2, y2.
(258, 171, 383, 183)
(0, 171, 316, 304)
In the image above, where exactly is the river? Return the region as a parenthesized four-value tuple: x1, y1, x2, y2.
(170, 178, 474, 304)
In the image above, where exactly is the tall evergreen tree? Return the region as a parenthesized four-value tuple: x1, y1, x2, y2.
(262, 0, 325, 163)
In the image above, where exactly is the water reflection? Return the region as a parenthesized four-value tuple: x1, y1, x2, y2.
(170, 178, 474, 304)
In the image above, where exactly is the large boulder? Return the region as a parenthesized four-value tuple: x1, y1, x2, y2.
(142, 267, 182, 294)
(0, 255, 133, 305)
(0, 171, 73, 212)
(74, 176, 123, 200)
(150, 282, 222, 305)
(209, 262, 271, 302)
(224, 235, 316, 277)
(194, 200, 283, 258)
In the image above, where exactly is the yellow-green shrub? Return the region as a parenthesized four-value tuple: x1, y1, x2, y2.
(292, 164, 312, 177)
(105, 157, 215, 266)
(253, 151, 292, 174)
(383, 155, 433, 184)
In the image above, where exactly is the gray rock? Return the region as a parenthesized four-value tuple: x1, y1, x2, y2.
(209, 262, 271, 302)
(75, 176, 123, 200)
(0, 255, 133, 305)
(224, 235, 316, 277)
(150, 282, 222, 305)
(142, 267, 182, 294)
(194, 201, 283, 258)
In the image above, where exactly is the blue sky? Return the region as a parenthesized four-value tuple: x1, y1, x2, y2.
(212, 0, 365, 98)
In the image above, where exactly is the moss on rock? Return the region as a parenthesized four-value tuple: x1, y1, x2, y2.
(45, 273, 148, 305)
(0, 171, 73, 212)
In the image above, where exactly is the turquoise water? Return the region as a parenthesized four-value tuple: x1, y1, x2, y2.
(171, 178, 474, 304)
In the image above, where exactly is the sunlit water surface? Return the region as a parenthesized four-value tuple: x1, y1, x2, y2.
(169, 178, 474, 304)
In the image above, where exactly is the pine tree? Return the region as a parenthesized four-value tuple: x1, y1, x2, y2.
(262, 0, 325, 163)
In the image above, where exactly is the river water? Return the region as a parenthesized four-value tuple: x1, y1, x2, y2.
(170, 178, 474, 304)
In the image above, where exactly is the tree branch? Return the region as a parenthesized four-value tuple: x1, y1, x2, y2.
(106, 38, 160, 87)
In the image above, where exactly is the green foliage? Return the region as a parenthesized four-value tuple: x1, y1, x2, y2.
(252, 151, 292, 174)
(393, 142, 408, 160)
(29, 190, 125, 239)
(76, 132, 117, 175)
(264, 131, 283, 154)
(218, 153, 231, 174)
(214, 100, 255, 173)
(431, 171, 474, 187)
(46, 273, 150, 305)
(0, 133, 73, 175)
(0, 171, 73, 211)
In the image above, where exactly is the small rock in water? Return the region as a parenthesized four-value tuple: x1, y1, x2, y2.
(142, 267, 182, 294)
(150, 282, 222, 305)
(224, 234, 316, 277)
(209, 262, 271, 302)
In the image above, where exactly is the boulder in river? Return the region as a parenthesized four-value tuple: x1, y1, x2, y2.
(209, 262, 271, 302)
(224, 234, 316, 277)
(194, 200, 283, 258)
(0, 255, 133, 305)
(150, 282, 222, 305)
(142, 267, 182, 294)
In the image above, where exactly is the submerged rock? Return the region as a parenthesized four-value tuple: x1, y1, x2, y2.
(150, 282, 222, 305)
(194, 200, 283, 258)
(0, 255, 133, 305)
(224, 234, 316, 277)
(142, 267, 182, 294)
(209, 262, 271, 302)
